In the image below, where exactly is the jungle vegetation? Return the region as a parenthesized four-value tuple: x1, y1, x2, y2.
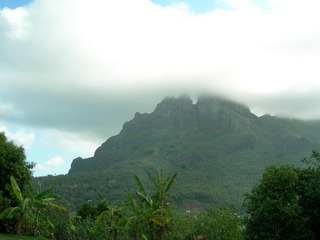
(1, 130, 320, 239)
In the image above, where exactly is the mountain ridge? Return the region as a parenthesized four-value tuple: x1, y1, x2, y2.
(69, 95, 256, 174)
(37, 95, 320, 210)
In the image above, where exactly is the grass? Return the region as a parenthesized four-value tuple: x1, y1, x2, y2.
(0, 235, 48, 240)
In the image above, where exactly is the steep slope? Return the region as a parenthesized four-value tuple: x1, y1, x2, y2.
(69, 95, 258, 173)
(37, 95, 320, 210)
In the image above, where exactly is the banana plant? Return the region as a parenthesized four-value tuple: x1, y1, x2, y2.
(128, 170, 178, 240)
(28, 180, 66, 236)
(96, 192, 126, 240)
(0, 176, 65, 235)
(0, 176, 29, 234)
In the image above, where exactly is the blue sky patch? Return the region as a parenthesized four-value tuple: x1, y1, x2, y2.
(0, 0, 33, 9)
(151, 0, 229, 13)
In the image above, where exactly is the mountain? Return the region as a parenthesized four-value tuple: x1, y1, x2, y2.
(36, 95, 320, 211)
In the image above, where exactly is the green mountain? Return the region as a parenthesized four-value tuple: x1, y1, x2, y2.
(36, 95, 320, 211)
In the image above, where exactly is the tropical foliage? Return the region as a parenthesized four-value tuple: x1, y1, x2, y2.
(4, 156, 320, 240)
(72, 171, 243, 240)
(0, 176, 65, 236)
(0, 132, 34, 198)
(95, 192, 126, 240)
(126, 170, 177, 240)
(0, 132, 34, 233)
(165, 205, 244, 240)
(3, 128, 320, 240)
(244, 152, 320, 240)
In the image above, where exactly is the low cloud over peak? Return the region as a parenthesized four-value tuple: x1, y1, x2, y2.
(1, 0, 320, 176)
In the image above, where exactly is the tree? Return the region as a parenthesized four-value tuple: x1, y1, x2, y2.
(245, 149, 320, 240)
(0, 132, 34, 198)
(244, 165, 311, 240)
(298, 151, 320, 239)
(0, 132, 34, 233)
(77, 202, 98, 220)
(302, 149, 320, 169)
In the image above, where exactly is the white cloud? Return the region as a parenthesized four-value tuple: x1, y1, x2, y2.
(58, 133, 101, 156)
(1, 0, 319, 100)
(39, 130, 102, 157)
(1, 0, 320, 177)
(0, 6, 30, 39)
(0, 125, 35, 148)
(35, 156, 64, 171)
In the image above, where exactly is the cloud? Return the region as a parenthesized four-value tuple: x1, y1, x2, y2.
(0, 102, 21, 118)
(246, 88, 320, 119)
(0, 125, 35, 148)
(39, 130, 102, 156)
(35, 156, 64, 171)
(0, 0, 320, 142)
(0, 6, 30, 39)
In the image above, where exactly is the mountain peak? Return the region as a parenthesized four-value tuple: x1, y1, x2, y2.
(121, 95, 254, 134)
(153, 95, 193, 114)
(196, 95, 253, 118)
(153, 94, 253, 118)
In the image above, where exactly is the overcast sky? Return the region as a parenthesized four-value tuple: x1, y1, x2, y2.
(1, 0, 320, 176)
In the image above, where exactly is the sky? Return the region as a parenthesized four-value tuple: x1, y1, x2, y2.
(1, 0, 320, 177)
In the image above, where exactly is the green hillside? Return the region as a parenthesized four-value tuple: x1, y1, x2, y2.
(35, 95, 320, 211)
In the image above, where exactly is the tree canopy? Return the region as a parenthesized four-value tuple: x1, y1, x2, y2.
(0, 132, 34, 198)
(244, 155, 320, 240)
